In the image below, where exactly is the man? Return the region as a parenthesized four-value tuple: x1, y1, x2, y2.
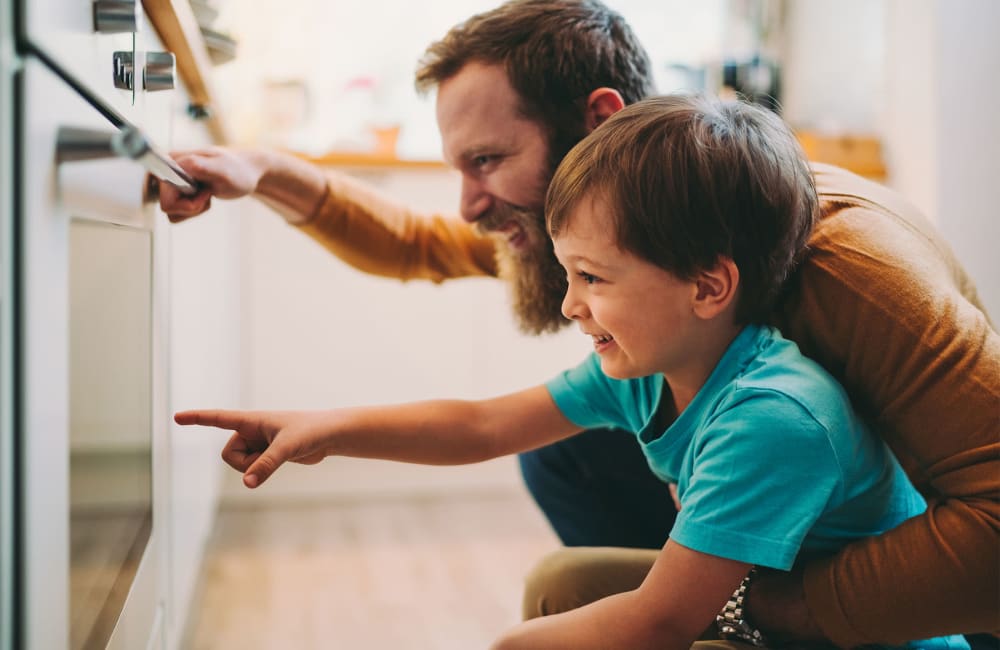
(161, 1, 999, 647)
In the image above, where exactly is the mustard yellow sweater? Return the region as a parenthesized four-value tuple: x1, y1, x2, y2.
(298, 163, 999, 646)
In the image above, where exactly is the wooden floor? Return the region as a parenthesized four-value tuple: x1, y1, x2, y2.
(183, 492, 560, 650)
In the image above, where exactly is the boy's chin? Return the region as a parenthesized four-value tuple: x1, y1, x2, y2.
(598, 360, 639, 380)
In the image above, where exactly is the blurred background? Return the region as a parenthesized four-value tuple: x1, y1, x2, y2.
(169, 1, 998, 647)
(186, 0, 998, 502)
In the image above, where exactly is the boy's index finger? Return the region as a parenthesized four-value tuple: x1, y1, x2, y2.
(174, 409, 258, 432)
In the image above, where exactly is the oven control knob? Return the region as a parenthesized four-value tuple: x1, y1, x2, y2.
(93, 0, 139, 34)
(143, 52, 176, 91)
(113, 51, 134, 90)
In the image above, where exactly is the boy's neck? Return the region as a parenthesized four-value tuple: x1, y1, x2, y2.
(664, 321, 745, 415)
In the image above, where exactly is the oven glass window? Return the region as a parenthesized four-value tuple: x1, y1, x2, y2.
(68, 219, 153, 649)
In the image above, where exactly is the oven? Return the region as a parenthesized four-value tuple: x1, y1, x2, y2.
(4, 1, 194, 648)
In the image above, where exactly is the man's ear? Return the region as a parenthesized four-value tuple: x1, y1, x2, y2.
(691, 258, 739, 320)
(583, 88, 625, 132)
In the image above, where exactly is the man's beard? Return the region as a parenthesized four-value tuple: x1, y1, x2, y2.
(475, 203, 569, 335)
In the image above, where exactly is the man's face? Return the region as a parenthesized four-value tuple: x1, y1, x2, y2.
(436, 62, 568, 334)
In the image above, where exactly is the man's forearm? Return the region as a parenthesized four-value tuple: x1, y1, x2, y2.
(748, 499, 1000, 647)
(744, 568, 829, 645)
(248, 149, 330, 224)
(801, 504, 999, 646)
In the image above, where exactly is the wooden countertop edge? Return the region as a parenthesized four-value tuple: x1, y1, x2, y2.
(295, 151, 886, 179)
(142, 0, 231, 143)
(294, 151, 448, 170)
(294, 151, 886, 178)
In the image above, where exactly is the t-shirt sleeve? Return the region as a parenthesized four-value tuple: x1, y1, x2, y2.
(670, 389, 842, 571)
(545, 354, 653, 433)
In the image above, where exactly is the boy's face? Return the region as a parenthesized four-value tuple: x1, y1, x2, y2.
(553, 196, 701, 380)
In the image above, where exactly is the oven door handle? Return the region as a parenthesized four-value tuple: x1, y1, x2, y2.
(56, 125, 200, 195)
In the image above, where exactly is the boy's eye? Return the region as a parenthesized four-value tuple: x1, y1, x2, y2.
(577, 271, 601, 285)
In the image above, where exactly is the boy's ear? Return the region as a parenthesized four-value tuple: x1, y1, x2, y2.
(692, 258, 739, 320)
(583, 88, 625, 132)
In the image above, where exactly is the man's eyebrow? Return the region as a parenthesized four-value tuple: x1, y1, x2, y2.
(442, 146, 486, 168)
(460, 144, 507, 161)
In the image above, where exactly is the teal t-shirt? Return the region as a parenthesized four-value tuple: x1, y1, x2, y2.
(546, 324, 967, 650)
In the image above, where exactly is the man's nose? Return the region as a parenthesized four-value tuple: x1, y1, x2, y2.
(459, 176, 492, 223)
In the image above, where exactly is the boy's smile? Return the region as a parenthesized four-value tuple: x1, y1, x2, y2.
(553, 196, 702, 382)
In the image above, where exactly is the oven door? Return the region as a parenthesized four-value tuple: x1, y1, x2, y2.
(16, 56, 169, 650)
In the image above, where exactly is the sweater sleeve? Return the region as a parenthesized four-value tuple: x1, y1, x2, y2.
(295, 172, 499, 282)
(772, 165, 1000, 646)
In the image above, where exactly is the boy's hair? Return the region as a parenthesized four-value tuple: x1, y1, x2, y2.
(546, 94, 818, 324)
(415, 0, 655, 169)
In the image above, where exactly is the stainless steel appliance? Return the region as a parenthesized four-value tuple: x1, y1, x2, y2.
(3, 1, 190, 648)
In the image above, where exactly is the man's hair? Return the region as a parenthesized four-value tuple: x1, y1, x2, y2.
(415, 0, 655, 168)
(546, 94, 818, 324)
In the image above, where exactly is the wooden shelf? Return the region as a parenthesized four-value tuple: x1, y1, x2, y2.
(142, 0, 231, 143)
(796, 131, 887, 180)
(296, 151, 447, 170)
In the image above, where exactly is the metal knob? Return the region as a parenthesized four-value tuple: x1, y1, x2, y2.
(93, 0, 139, 34)
(143, 52, 176, 91)
(113, 51, 134, 90)
(187, 104, 213, 120)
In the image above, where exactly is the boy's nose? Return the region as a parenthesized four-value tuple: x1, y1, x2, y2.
(561, 288, 587, 321)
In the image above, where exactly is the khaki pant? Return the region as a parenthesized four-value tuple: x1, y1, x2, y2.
(521, 546, 768, 650)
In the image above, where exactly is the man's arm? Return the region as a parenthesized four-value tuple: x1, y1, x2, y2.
(296, 166, 498, 282)
(762, 165, 1000, 644)
(159, 146, 499, 282)
(158, 147, 327, 223)
(491, 540, 750, 650)
(175, 385, 579, 488)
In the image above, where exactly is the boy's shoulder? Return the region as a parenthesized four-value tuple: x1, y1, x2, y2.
(722, 325, 856, 428)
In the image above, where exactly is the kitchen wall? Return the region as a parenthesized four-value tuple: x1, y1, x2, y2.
(225, 168, 588, 504)
(781, 0, 999, 318)
(887, 0, 999, 319)
(210, 0, 742, 157)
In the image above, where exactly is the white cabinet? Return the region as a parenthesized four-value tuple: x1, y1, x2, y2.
(163, 105, 243, 649)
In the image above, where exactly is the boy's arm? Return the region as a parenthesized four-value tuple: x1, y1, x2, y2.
(491, 540, 750, 650)
(175, 385, 578, 488)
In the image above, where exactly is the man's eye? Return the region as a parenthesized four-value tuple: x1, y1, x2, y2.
(577, 271, 600, 285)
(473, 155, 495, 167)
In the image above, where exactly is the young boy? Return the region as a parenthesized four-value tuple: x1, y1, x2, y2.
(176, 95, 966, 650)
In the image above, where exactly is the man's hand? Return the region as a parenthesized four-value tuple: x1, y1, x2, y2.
(159, 147, 266, 223)
(174, 409, 335, 487)
(745, 568, 833, 648)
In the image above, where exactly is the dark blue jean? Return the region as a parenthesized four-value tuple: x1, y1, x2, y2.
(518, 426, 677, 549)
